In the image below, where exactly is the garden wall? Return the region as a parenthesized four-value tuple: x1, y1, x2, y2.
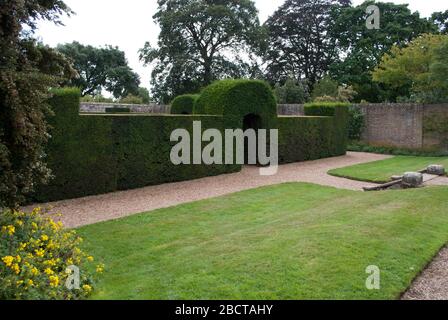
(80, 102, 170, 114)
(276, 103, 448, 152)
(358, 104, 448, 152)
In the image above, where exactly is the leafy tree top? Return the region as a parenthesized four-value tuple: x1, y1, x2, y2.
(58, 42, 140, 99)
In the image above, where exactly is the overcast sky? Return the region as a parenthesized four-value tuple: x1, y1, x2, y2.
(36, 0, 448, 92)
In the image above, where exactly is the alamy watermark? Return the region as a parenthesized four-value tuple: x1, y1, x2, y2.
(170, 121, 279, 176)
(365, 265, 381, 290)
(366, 5, 380, 30)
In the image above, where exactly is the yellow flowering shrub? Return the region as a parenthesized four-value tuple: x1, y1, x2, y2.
(0, 208, 103, 300)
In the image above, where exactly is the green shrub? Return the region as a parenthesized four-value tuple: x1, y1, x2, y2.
(348, 105, 365, 140)
(119, 95, 144, 105)
(171, 94, 200, 115)
(311, 76, 339, 100)
(80, 95, 114, 103)
(348, 142, 448, 157)
(0, 208, 102, 300)
(194, 79, 277, 129)
(304, 102, 350, 117)
(274, 78, 309, 104)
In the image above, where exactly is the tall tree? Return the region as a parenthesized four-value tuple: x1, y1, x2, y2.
(0, 0, 75, 208)
(263, 0, 351, 87)
(372, 34, 448, 103)
(58, 42, 140, 99)
(431, 10, 448, 34)
(140, 0, 264, 103)
(329, 1, 437, 102)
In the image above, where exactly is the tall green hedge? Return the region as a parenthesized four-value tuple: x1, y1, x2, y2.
(33, 89, 238, 202)
(279, 104, 349, 163)
(34, 84, 349, 203)
(194, 79, 277, 129)
(171, 94, 199, 115)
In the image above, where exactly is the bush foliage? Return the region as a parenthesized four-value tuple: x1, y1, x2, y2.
(171, 94, 200, 115)
(0, 208, 102, 300)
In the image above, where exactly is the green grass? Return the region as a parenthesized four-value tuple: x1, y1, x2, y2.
(328, 156, 448, 183)
(78, 183, 448, 300)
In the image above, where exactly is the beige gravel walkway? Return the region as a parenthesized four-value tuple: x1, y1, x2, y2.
(24, 152, 390, 228)
(402, 246, 448, 300)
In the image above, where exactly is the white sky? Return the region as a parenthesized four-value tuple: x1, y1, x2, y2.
(36, 0, 448, 92)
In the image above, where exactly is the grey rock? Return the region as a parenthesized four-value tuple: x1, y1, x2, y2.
(427, 165, 446, 176)
(391, 175, 403, 181)
(402, 172, 423, 188)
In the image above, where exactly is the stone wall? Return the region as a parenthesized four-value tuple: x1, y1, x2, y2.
(277, 104, 304, 116)
(357, 103, 448, 152)
(276, 102, 448, 152)
(80, 102, 170, 114)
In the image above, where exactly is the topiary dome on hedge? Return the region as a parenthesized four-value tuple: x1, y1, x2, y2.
(171, 94, 200, 115)
(194, 79, 278, 129)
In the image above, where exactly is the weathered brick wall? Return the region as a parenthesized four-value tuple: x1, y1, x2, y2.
(277, 104, 304, 116)
(80, 102, 170, 114)
(357, 103, 424, 149)
(357, 103, 448, 152)
(422, 104, 448, 152)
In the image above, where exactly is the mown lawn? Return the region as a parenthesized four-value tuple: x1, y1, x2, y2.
(78, 183, 448, 300)
(328, 156, 448, 183)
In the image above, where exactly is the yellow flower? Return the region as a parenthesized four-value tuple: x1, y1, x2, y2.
(87, 256, 94, 262)
(82, 284, 92, 293)
(16, 280, 24, 286)
(2, 225, 15, 236)
(31, 222, 38, 230)
(66, 258, 74, 265)
(35, 248, 45, 258)
(15, 255, 22, 263)
(27, 279, 34, 287)
(31, 267, 39, 276)
(44, 259, 57, 267)
(2, 256, 14, 267)
(12, 263, 20, 274)
(49, 275, 59, 287)
(15, 220, 24, 227)
(41, 234, 49, 242)
(96, 264, 104, 274)
(19, 242, 28, 251)
(44, 268, 54, 275)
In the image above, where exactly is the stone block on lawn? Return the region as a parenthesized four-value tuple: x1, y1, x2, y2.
(402, 172, 423, 188)
(427, 165, 446, 176)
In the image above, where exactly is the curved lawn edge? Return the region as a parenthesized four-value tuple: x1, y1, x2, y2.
(77, 182, 448, 300)
(327, 155, 448, 184)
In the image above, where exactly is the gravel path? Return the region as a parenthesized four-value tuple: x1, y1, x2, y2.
(23, 152, 390, 228)
(402, 247, 448, 300)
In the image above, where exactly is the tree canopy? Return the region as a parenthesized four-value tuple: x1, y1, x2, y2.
(329, 0, 437, 102)
(263, 0, 350, 87)
(139, 0, 264, 103)
(58, 42, 140, 99)
(372, 34, 448, 103)
(0, 0, 75, 208)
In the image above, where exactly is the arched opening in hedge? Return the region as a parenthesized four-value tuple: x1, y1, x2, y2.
(243, 113, 262, 165)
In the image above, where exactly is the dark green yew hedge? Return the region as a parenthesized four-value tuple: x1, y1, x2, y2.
(171, 94, 199, 115)
(194, 79, 278, 129)
(278, 105, 349, 163)
(33, 89, 238, 202)
(33, 84, 348, 202)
